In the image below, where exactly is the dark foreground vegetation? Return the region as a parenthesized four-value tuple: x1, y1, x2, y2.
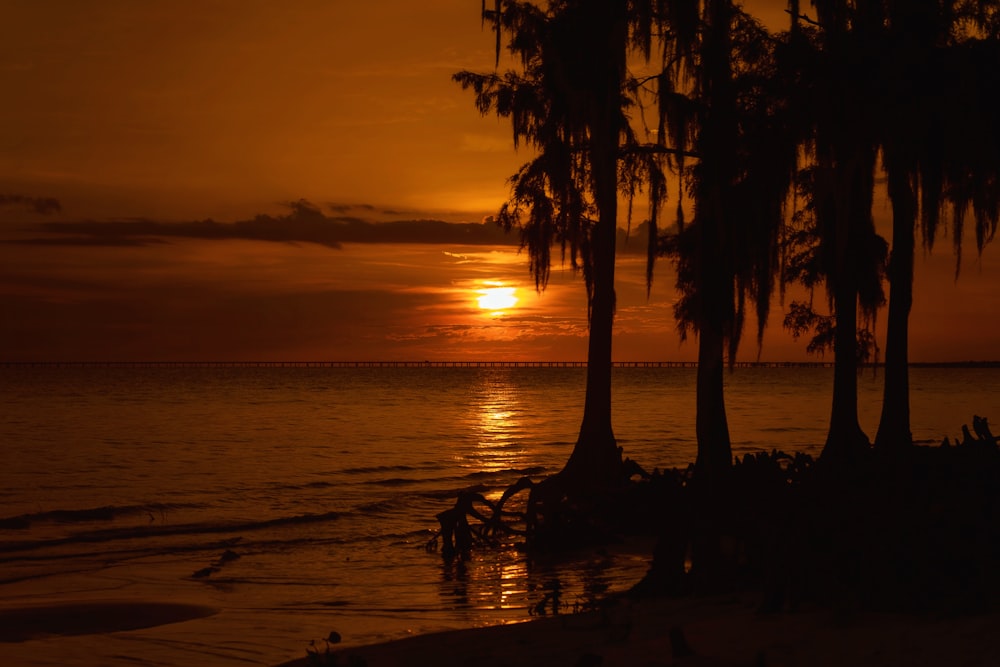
(430, 416, 1000, 616)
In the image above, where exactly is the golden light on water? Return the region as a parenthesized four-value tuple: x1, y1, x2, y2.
(475, 397, 522, 474)
(465, 371, 529, 479)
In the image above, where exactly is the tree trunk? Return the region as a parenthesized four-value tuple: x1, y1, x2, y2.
(695, 323, 732, 489)
(691, 0, 735, 490)
(821, 146, 872, 464)
(875, 157, 916, 452)
(824, 275, 869, 461)
(559, 0, 625, 492)
(562, 204, 620, 489)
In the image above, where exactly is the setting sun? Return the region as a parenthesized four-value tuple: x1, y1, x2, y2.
(477, 286, 518, 312)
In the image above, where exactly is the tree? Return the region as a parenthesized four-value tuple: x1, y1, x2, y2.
(875, 1, 1000, 451)
(661, 2, 798, 490)
(454, 0, 670, 497)
(781, 1, 1000, 461)
(781, 1, 888, 464)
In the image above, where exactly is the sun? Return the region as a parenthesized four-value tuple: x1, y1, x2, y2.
(477, 286, 518, 313)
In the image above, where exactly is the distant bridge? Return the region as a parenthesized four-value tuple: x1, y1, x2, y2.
(2, 359, 851, 369)
(4, 360, 999, 369)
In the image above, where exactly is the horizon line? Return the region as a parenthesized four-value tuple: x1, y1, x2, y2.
(3, 360, 999, 369)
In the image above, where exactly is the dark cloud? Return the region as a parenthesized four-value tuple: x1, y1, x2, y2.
(5, 198, 661, 254)
(5, 236, 162, 247)
(15, 199, 519, 248)
(0, 195, 62, 215)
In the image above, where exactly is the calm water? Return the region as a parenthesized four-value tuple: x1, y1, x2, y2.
(1, 365, 998, 666)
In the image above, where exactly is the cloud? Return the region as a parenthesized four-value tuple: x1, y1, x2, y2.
(0, 194, 62, 215)
(7, 199, 520, 249)
(5, 198, 664, 258)
(6, 236, 162, 247)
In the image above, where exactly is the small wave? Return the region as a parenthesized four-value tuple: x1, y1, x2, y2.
(418, 484, 491, 500)
(293, 480, 337, 490)
(0, 510, 342, 556)
(0, 503, 202, 530)
(340, 464, 421, 475)
(756, 425, 815, 434)
(460, 466, 546, 480)
(367, 477, 424, 487)
(356, 499, 397, 515)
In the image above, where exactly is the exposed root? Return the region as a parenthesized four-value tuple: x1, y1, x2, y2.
(426, 476, 534, 559)
(430, 413, 1000, 616)
(427, 457, 654, 559)
(942, 414, 998, 448)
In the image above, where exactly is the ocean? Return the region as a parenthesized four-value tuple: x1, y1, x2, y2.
(2, 364, 998, 666)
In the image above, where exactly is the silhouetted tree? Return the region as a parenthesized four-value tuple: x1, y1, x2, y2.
(780, 2, 1000, 456)
(454, 0, 671, 496)
(781, 1, 888, 464)
(874, 1, 1000, 451)
(660, 3, 798, 491)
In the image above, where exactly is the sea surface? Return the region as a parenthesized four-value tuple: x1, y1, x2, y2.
(1, 364, 998, 666)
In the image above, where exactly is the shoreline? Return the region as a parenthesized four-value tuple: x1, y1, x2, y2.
(274, 593, 1000, 667)
(3, 592, 1000, 666)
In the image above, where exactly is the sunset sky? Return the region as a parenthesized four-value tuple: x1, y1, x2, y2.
(2, 0, 997, 362)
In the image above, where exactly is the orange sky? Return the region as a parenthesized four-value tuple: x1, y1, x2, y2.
(1, 1, 997, 362)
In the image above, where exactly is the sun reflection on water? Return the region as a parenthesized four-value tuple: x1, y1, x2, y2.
(464, 371, 529, 479)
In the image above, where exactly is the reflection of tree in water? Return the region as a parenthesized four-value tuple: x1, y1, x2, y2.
(434, 542, 648, 618)
(440, 558, 469, 609)
(527, 550, 619, 616)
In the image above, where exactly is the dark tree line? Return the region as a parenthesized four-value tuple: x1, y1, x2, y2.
(456, 0, 999, 481)
(445, 0, 1000, 601)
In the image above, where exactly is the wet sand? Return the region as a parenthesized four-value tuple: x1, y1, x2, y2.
(276, 594, 1000, 667)
(0, 601, 217, 643)
(2, 593, 999, 666)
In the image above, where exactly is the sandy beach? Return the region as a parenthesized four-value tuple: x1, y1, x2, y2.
(2, 589, 1000, 666)
(275, 594, 1000, 667)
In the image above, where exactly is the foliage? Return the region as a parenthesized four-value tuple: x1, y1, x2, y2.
(783, 300, 879, 364)
(453, 0, 672, 301)
(659, 4, 799, 360)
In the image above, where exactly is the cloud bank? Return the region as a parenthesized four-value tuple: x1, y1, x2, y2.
(7, 200, 520, 249)
(5, 199, 656, 254)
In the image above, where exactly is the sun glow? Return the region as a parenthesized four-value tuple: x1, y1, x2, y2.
(477, 286, 518, 313)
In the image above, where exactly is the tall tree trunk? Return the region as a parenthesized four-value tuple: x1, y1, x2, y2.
(821, 146, 872, 464)
(560, 0, 625, 491)
(691, 0, 735, 489)
(824, 274, 869, 459)
(695, 324, 731, 488)
(875, 156, 916, 452)
(564, 208, 620, 489)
